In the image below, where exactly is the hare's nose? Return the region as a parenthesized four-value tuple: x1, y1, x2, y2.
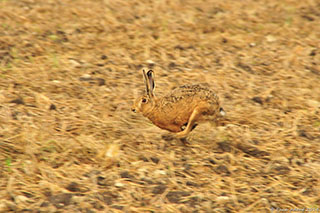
(131, 108, 136, 113)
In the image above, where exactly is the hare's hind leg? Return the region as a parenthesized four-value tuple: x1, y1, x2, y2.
(176, 107, 204, 138)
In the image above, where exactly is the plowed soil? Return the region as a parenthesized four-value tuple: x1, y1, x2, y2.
(0, 0, 320, 212)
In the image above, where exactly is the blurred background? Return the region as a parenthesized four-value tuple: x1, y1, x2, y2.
(0, 0, 319, 212)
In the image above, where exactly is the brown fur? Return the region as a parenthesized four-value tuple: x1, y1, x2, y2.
(132, 70, 224, 138)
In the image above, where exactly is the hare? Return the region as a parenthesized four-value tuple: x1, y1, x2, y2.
(131, 69, 225, 139)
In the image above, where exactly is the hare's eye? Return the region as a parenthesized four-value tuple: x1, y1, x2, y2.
(142, 98, 147, 103)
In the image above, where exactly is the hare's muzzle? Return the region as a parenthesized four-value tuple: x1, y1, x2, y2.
(131, 108, 137, 113)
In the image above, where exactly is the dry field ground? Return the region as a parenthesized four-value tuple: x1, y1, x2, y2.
(1, 0, 320, 212)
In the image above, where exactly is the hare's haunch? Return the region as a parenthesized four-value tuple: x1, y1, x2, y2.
(132, 70, 225, 138)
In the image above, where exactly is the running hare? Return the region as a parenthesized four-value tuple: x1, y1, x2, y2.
(131, 69, 225, 138)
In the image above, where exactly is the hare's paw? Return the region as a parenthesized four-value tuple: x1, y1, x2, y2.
(176, 130, 188, 138)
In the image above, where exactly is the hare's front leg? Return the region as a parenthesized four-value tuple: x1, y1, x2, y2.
(176, 107, 204, 138)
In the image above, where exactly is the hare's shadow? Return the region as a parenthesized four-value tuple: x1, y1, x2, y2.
(181, 123, 198, 131)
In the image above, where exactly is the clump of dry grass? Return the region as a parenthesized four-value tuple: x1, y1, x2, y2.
(0, 0, 320, 212)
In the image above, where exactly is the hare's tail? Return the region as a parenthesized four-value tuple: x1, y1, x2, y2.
(219, 107, 226, 116)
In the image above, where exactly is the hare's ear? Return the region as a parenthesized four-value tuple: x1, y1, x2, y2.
(146, 70, 155, 96)
(142, 69, 150, 96)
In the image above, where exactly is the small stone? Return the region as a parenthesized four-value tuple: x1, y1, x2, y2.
(154, 170, 166, 176)
(40, 201, 49, 207)
(146, 59, 155, 65)
(104, 144, 120, 159)
(214, 165, 230, 176)
(274, 165, 290, 175)
(152, 184, 167, 194)
(66, 182, 80, 192)
(111, 205, 124, 210)
(150, 157, 159, 164)
(309, 49, 316, 56)
(217, 141, 231, 152)
(120, 171, 134, 179)
(208, 158, 216, 164)
(101, 193, 113, 205)
(97, 176, 108, 186)
(114, 181, 124, 187)
(162, 134, 174, 141)
(166, 191, 190, 203)
(49, 104, 56, 110)
(14, 195, 28, 205)
(69, 59, 82, 68)
(216, 196, 230, 203)
(96, 78, 105, 86)
(266, 35, 277, 42)
(101, 55, 108, 60)
(49, 193, 73, 209)
(186, 181, 198, 187)
(10, 98, 24, 105)
(79, 74, 92, 81)
(252, 96, 263, 105)
(139, 156, 149, 162)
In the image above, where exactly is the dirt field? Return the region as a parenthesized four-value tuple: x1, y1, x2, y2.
(1, 0, 320, 212)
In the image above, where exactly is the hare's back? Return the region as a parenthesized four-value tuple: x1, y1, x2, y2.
(164, 84, 219, 105)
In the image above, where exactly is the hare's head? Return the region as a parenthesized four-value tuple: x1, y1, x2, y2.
(131, 70, 156, 114)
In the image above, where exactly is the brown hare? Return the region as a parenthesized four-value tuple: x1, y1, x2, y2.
(131, 69, 225, 139)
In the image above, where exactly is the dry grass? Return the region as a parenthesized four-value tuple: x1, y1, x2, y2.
(1, 0, 320, 212)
